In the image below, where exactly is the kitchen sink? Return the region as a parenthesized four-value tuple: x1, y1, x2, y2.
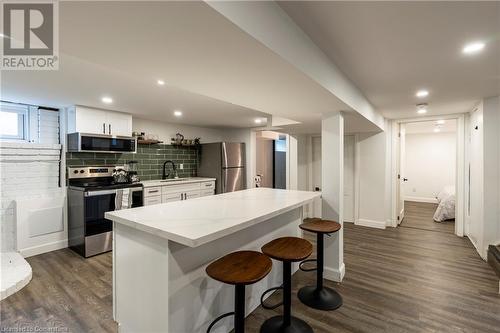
(160, 178, 189, 182)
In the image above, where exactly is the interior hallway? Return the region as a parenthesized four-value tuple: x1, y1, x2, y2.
(401, 201, 455, 234)
(1, 224, 499, 333)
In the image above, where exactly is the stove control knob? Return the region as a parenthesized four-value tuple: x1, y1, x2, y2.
(73, 170, 78, 174)
(80, 170, 85, 173)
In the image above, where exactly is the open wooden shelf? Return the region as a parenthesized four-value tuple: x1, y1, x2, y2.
(137, 140, 163, 145)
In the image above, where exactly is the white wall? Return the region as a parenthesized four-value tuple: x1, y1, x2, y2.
(133, 117, 226, 144)
(482, 96, 500, 252)
(465, 95, 500, 259)
(357, 130, 388, 229)
(0, 143, 64, 254)
(404, 132, 456, 203)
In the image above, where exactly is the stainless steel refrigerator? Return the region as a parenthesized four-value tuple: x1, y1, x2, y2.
(198, 142, 246, 194)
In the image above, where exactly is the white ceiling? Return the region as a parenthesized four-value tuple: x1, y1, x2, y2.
(2, 1, 364, 133)
(2, 53, 270, 129)
(405, 119, 457, 134)
(280, 1, 500, 119)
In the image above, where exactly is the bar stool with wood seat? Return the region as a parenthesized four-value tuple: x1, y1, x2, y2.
(298, 218, 342, 311)
(260, 237, 313, 333)
(206, 251, 272, 333)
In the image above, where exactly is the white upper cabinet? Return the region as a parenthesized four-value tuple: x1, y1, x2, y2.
(106, 111, 132, 137)
(67, 106, 132, 136)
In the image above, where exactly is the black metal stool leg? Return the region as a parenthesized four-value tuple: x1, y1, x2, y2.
(298, 233, 343, 311)
(207, 284, 246, 333)
(234, 284, 245, 333)
(260, 262, 313, 333)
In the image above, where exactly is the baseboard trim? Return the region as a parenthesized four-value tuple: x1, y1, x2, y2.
(324, 263, 345, 282)
(19, 239, 68, 258)
(404, 196, 438, 204)
(355, 219, 386, 229)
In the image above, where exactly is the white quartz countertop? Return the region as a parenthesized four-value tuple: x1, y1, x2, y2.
(105, 188, 320, 247)
(140, 177, 216, 187)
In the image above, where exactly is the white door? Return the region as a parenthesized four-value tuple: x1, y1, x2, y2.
(107, 111, 132, 136)
(397, 124, 407, 224)
(312, 136, 322, 217)
(75, 107, 107, 134)
(344, 136, 355, 222)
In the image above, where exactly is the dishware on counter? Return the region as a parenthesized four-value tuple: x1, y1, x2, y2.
(112, 168, 129, 184)
(126, 161, 140, 183)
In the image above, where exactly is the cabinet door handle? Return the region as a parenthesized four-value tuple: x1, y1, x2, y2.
(103, 123, 106, 134)
(184, 193, 187, 200)
(180, 193, 183, 200)
(109, 124, 111, 134)
(148, 190, 159, 194)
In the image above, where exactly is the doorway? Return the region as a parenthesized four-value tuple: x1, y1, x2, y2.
(310, 135, 356, 222)
(395, 119, 460, 234)
(255, 131, 287, 189)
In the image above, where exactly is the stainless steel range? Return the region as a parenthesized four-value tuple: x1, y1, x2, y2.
(67, 166, 143, 257)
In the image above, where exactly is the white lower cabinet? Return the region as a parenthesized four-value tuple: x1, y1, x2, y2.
(143, 180, 215, 206)
(144, 196, 162, 206)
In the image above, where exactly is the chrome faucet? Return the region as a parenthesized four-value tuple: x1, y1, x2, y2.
(162, 160, 178, 180)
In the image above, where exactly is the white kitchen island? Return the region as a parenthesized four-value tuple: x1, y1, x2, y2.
(105, 188, 320, 333)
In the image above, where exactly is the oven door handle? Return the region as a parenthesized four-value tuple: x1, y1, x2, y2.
(84, 190, 117, 197)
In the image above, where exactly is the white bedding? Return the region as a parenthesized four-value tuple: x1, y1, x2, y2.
(433, 186, 456, 222)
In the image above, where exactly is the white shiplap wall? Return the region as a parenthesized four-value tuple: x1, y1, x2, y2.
(0, 105, 61, 253)
(0, 143, 62, 252)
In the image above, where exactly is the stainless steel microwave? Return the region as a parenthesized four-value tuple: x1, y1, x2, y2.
(67, 133, 137, 153)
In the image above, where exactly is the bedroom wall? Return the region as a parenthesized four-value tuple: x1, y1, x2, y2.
(404, 132, 456, 203)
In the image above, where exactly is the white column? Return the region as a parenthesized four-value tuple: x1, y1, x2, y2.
(321, 112, 345, 282)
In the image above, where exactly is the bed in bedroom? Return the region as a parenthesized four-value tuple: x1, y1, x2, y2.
(433, 185, 456, 222)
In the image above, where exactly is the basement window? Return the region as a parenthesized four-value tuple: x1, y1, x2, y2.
(0, 103, 28, 141)
(0, 101, 60, 144)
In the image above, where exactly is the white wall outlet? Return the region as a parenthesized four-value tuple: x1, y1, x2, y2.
(179, 164, 184, 170)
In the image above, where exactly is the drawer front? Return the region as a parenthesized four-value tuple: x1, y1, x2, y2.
(162, 192, 184, 202)
(200, 189, 215, 197)
(200, 181, 215, 190)
(185, 190, 200, 200)
(144, 186, 161, 197)
(144, 196, 162, 206)
(162, 183, 200, 195)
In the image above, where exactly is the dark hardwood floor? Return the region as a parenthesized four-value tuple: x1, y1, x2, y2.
(2, 222, 499, 332)
(401, 201, 455, 234)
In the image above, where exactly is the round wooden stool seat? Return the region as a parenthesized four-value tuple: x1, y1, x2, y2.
(300, 218, 341, 234)
(206, 251, 272, 286)
(261, 237, 313, 262)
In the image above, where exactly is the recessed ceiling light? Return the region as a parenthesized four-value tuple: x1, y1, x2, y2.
(254, 118, 263, 124)
(416, 103, 428, 114)
(157, 79, 165, 85)
(173, 110, 182, 117)
(416, 90, 429, 98)
(462, 41, 485, 55)
(101, 96, 113, 104)
(436, 120, 445, 125)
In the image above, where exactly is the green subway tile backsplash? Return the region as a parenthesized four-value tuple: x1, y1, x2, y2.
(66, 144, 199, 179)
